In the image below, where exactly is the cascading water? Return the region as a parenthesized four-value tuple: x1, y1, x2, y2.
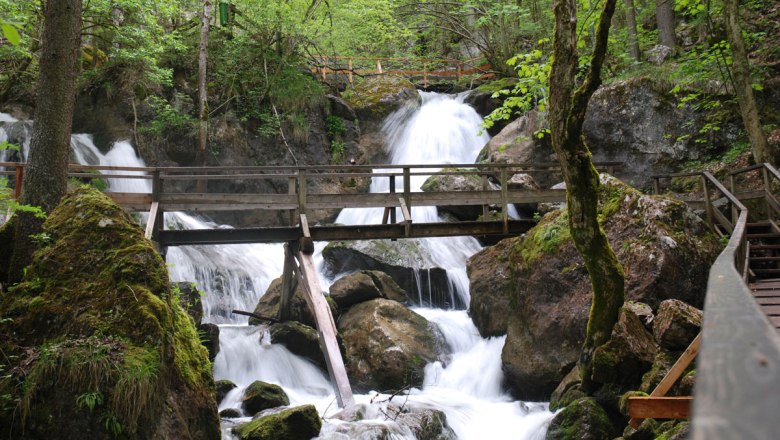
(0, 95, 554, 439)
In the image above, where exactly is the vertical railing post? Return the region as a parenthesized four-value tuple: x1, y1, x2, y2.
(457, 62, 462, 81)
(763, 165, 771, 217)
(702, 175, 714, 230)
(376, 59, 383, 74)
(151, 170, 161, 203)
(14, 165, 23, 199)
(501, 168, 509, 234)
(298, 169, 307, 217)
(348, 58, 353, 84)
(423, 64, 428, 88)
(288, 176, 297, 225)
(481, 173, 489, 221)
(403, 167, 411, 214)
(653, 177, 660, 195)
(729, 173, 738, 225)
(389, 173, 397, 224)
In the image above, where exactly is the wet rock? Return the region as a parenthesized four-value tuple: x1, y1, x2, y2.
(625, 301, 654, 331)
(327, 94, 357, 121)
(653, 299, 702, 350)
(397, 408, 457, 440)
(508, 173, 541, 217)
(241, 381, 290, 416)
(591, 306, 659, 386)
(216, 380, 238, 404)
(322, 404, 455, 440)
(329, 270, 410, 309)
(549, 366, 584, 411)
(546, 397, 617, 440)
(323, 240, 461, 309)
(467, 238, 514, 337)
(233, 404, 321, 440)
(421, 168, 487, 221)
(220, 408, 242, 418)
(464, 78, 517, 133)
(640, 349, 693, 394)
(268, 321, 326, 370)
(338, 298, 440, 392)
(199, 323, 220, 361)
(251, 276, 338, 327)
(501, 176, 720, 400)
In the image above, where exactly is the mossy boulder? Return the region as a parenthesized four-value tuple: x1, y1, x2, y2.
(500, 175, 720, 400)
(0, 187, 219, 439)
(546, 398, 617, 440)
(338, 298, 440, 392)
(199, 322, 220, 361)
(233, 404, 321, 440)
(268, 321, 326, 371)
(342, 76, 420, 130)
(241, 381, 290, 415)
(653, 299, 702, 350)
(591, 305, 659, 387)
(216, 379, 238, 404)
(466, 238, 514, 337)
(250, 276, 338, 327)
(329, 270, 409, 310)
(323, 239, 461, 308)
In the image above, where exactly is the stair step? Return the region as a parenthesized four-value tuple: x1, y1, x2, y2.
(747, 233, 780, 239)
(751, 256, 780, 262)
(752, 269, 780, 275)
(751, 245, 780, 250)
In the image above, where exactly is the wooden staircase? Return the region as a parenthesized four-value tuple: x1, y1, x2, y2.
(747, 220, 780, 332)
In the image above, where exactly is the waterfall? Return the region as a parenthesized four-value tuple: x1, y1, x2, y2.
(1, 99, 554, 439)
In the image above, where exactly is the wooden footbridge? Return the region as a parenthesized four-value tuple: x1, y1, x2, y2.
(4, 160, 780, 435)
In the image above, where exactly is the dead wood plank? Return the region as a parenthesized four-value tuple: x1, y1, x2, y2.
(294, 250, 354, 408)
(628, 397, 692, 420)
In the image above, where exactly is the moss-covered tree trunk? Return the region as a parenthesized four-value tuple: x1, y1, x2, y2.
(549, 0, 625, 389)
(196, 0, 211, 192)
(724, 0, 776, 165)
(8, 0, 83, 282)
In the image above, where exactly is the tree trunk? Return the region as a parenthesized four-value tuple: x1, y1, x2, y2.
(8, 0, 83, 282)
(549, 0, 625, 388)
(197, 0, 211, 192)
(625, 0, 641, 61)
(724, 0, 775, 165)
(656, 0, 676, 49)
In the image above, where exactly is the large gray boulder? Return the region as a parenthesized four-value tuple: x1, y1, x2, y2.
(329, 270, 409, 309)
(591, 305, 659, 386)
(653, 299, 702, 350)
(481, 78, 740, 190)
(467, 238, 514, 337)
(250, 276, 338, 327)
(338, 299, 441, 392)
(421, 168, 488, 220)
(500, 175, 721, 400)
(323, 240, 463, 309)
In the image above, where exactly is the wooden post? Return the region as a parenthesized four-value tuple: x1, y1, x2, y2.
(376, 60, 383, 74)
(729, 173, 738, 225)
(298, 169, 307, 215)
(481, 174, 489, 220)
(348, 58, 353, 84)
(403, 167, 411, 213)
(653, 177, 660, 195)
(457, 62, 463, 81)
(389, 174, 396, 224)
(501, 168, 509, 234)
(278, 243, 297, 322)
(145, 202, 160, 240)
(702, 175, 714, 230)
(763, 166, 771, 218)
(423, 65, 428, 88)
(294, 246, 355, 408)
(288, 176, 297, 226)
(14, 165, 23, 199)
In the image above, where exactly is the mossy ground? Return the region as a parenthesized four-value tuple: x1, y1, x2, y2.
(0, 187, 217, 439)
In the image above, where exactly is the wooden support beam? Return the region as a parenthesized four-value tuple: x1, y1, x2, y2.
(399, 197, 411, 237)
(145, 201, 159, 240)
(628, 397, 692, 420)
(294, 249, 354, 408)
(629, 333, 700, 428)
(299, 214, 314, 254)
(278, 243, 297, 322)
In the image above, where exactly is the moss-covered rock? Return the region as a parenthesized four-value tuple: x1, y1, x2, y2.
(233, 404, 321, 440)
(338, 298, 440, 392)
(653, 299, 702, 350)
(546, 398, 617, 440)
(342, 76, 420, 129)
(591, 305, 659, 386)
(241, 381, 290, 416)
(0, 187, 219, 439)
(268, 321, 326, 371)
(216, 379, 237, 404)
(500, 175, 720, 400)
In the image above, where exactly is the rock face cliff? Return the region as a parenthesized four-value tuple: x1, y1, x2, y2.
(0, 187, 219, 439)
(465, 175, 720, 400)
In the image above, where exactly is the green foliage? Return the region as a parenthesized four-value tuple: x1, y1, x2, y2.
(326, 115, 347, 139)
(330, 140, 346, 163)
(76, 391, 104, 412)
(142, 94, 197, 137)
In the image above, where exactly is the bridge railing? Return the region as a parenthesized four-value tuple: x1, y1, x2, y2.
(654, 166, 780, 439)
(309, 56, 493, 86)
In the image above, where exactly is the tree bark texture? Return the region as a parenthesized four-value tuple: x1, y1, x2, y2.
(197, 0, 211, 173)
(655, 0, 676, 49)
(724, 0, 775, 165)
(9, 0, 83, 282)
(549, 0, 625, 388)
(624, 0, 641, 61)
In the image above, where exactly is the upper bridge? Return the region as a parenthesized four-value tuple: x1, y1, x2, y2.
(3, 161, 620, 247)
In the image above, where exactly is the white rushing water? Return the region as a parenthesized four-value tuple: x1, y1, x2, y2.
(0, 97, 554, 438)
